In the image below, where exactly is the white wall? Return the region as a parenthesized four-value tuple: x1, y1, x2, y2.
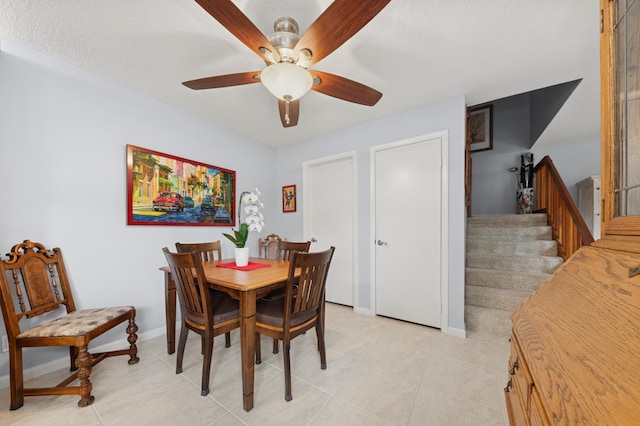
(273, 96, 468, 334)
(531, 140, 601, 203)
(0, 43, 277, 380)
(0, 39, 469, 386)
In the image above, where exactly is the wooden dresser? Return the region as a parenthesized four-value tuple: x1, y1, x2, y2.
(504, 242, 640, 424)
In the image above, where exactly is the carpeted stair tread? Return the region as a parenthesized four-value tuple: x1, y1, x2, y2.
(465, 268, 550, 292)
(467, 225, 552, 240)
(467, 213, 547, 227)
(466, 252, 563, 274)
(466, 285, 532, 312)
(465, 305, 512, 336)
(466, 239, 558, 256)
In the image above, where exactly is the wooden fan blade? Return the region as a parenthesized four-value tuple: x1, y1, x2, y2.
(194, 0, 280, 63)
(278, 99, 300, 127)
(295, 0, 391, 66)
(182, 71, 261, 90)
(310, 71, 382, 106)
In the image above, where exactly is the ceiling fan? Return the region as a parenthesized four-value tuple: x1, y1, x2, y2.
(182, 0, 391, 128)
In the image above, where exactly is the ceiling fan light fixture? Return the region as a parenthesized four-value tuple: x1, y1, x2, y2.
(260, 62, 313, 101)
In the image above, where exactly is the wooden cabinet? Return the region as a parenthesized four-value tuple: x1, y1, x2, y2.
(504, 243, 640, 424)
(505, 2, 640, 423)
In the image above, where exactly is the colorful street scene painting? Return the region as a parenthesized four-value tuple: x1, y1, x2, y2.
(126, 145, 235, 226)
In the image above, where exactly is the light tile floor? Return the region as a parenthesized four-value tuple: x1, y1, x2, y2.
(0, 304, 510, 425)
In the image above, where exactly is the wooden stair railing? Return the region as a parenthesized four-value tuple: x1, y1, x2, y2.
(534, 155, 594, 260)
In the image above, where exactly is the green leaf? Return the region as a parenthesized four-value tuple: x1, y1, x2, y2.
(223, 223, 250, 248)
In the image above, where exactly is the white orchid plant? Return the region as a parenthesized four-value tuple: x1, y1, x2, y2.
(223, 188, 264, 248)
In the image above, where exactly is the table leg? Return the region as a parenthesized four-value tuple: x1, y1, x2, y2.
(164, 271, 176, 354)
(240, 291, 257, 411)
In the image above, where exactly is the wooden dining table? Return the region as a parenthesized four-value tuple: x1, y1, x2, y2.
(160, 257, 294, 412)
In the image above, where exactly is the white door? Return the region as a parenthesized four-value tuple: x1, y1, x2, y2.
(373, 135, 443, 327)
(303, 153, 355, 306)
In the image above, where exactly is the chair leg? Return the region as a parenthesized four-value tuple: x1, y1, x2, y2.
(255, 333, 262, 364)
(176, 325, 189, 374)
(69, 346, 79, 371)
(283, 340, 292, 402)
(316, 321, 327, 370)
(127, 314, 140, 364)
(75, 345, 95, 407)
(200, 333, 214, 396)
(9, 346, 24, 410)
(225, 332, 231, 348)
(272, 338, 279, 354)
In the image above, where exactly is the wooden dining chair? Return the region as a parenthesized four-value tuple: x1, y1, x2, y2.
(279, 241, 311, 261)
(0, 240, 139, 410)
(254, 246, 335, 402)
(162, 247, 240, 396)
(175, 241, 222, 263)
(263, 240, 312, 354)
(175, 241, 231, 348)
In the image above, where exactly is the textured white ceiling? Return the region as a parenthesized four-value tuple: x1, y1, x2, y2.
(0, 0, 601, 148)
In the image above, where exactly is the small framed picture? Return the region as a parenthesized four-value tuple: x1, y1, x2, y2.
(469, 105, 493, 152)
(282, 185, 296, 213)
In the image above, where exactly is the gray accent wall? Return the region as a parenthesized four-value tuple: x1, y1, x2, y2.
(471, 92, 600, 216)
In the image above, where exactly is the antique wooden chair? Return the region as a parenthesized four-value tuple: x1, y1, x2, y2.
(0, 240, 139, 410)
(175, 241, 231, 348)
(162, 247, 240, 396)
(259, 234, 281, 259)
(254, 246, 335, 401)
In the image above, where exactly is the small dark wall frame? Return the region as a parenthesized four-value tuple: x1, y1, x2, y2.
(282, 185, 296, 213)
(469, 105, 493, 152)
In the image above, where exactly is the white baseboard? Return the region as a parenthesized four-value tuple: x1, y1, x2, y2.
(444, 326, 467, 338)
(0, 326, 166, 390)
(353, 306, 373, 316)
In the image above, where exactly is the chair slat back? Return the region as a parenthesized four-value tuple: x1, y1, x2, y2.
(279, 241, 311, 261)
(285, 247, 335, 323)
(0, 240, 76, 338)
(162, 248, 210, 326)
(259, 234, 281, 260)
(175, 241, 222, 263)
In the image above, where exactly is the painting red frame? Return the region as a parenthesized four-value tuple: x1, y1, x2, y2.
(282, 185, 296, 213)
(126, 144, 236, 226)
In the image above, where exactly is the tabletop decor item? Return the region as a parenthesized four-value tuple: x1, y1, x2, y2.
(223, 188, 264, 266)
(216, 261, 271, 271)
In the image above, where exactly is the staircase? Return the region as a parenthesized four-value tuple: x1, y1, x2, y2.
(465, 214, 564, 338)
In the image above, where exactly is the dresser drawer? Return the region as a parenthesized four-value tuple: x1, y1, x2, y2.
(505, 376, 528, 426)
(530, 386, 549, 426)
(510, 334, 533, 414)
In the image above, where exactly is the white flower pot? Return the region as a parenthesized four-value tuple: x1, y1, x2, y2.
(234, 247, 249, 267)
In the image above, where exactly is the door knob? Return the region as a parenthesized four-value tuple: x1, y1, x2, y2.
(377, 240, 388, 246)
